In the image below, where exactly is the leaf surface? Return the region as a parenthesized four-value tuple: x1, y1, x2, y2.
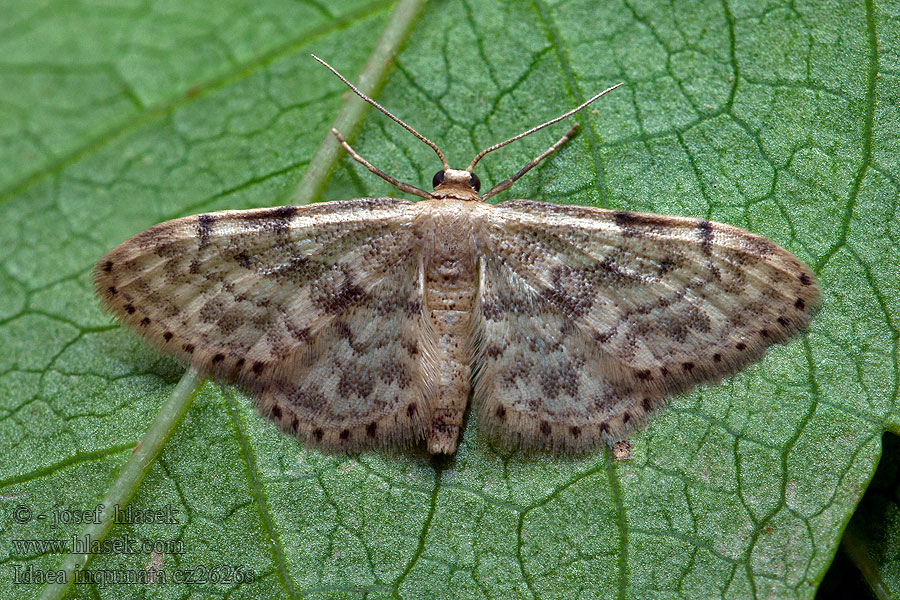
(1, 0, 897, 598)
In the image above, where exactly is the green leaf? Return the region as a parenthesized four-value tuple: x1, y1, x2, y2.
(1, 0, 897, 598)
(825, 433, 900, 599)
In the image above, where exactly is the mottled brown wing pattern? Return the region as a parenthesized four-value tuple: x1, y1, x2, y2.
(474, 200, 821, 450)
(93, 198, 428, 450)
(475, 252, 663, 451)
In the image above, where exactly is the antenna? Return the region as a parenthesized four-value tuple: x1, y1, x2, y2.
(467, 82, 624, 172)
(313, 54, 624, 201)
(312, 54, 449, 170)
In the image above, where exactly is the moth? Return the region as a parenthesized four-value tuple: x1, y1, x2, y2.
(94, 56, 821, 455)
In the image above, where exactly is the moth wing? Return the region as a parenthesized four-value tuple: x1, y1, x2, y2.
(474, 199, 821, 450)
(94, 199, 429, 450)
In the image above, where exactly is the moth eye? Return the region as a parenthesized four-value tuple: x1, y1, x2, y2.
(469, 173, 481, 192)
(432, 170, 445, 188)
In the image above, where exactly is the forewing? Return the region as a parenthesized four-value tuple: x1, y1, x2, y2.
(94, 198, 428, 450)
(475, 200, 821, 450)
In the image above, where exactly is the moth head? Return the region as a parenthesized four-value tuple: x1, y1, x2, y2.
(313, 54, 623, 202)
(431, 168, 481, 200)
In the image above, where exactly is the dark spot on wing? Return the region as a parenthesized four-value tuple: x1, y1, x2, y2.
(243, 206, 299, 234)
(614, 211, 640, 237)
(658, 255, 676, 274)
(799, 273, 812, 286)
(234, 251, 251, 268)
(286, 322, 310, 341)
(314, 428, 324, 441)
(271, 405, 282, 419)
(311, 266, 367, 314)
(197, 214, 215, 248)
(736, 342, 747, 351)
(610, 209, 674, 234)
(269, 206, 298, 219)
(542, 264, 595, 318)
(103, 260, 113, 272)
(401, 338, 419, 357)
(366, 422, 377, 437)
(485, 343, 504, 359)
(698, 220, 713, 253)
(252, 361, 265, 375)
(405, 299, 422, 316)
(338, 370, 374, 399)
(481, 300, 503, 321)
(540, 421, 552, 436)
(636, 369, 653, 381)
(795, 298, 806, 310)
